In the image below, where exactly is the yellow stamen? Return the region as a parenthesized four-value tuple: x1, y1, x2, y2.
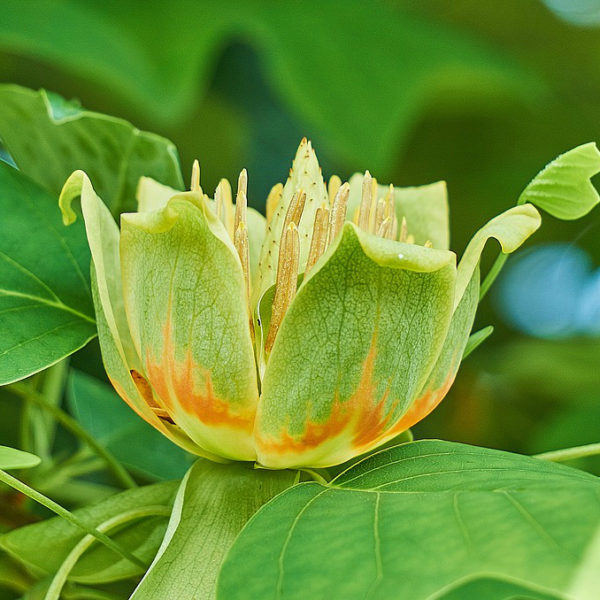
(328, 175, 341, 207)
(374, 198, 386, 234)
(399, 216, 408, 243)
(377, 216, 392, 239)
(234, 187, 247, 235)
(328, 182, 349, 244)
(358, 170, 372, 231)
(191, 160, 201, 193)
(368, 177, 379, 233)
(390, 213, 399, 240)
(305, 204, 330, 277)
(266, 183, 283, 225)
(406, 234, 415, 244)
(237, 168, 248, 200)
(424, 240, 433, 248)
(235, 221, 254, 341)
(284, 189, 306, 229)
(352, 206, 360, 225)
(216, 178, 234, 238)
(266, 223, 300, 353)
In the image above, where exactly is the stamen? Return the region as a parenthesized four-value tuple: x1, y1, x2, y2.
(191, 160, 201, 193)
(305, 204, 330, 276)
(328, 182, 349, 244)
(216, 179, 234, 238)
(266, 183, 283, 225)
(424, 240, 433, 248)
(237, 168, 248, 200)
(374, 198, 386, 234)
(368, 177, 378, 233)
(235, 221, 254, 340)
(406, 234, 415, 244)
(234, 186, 247, 236)
(352, 206, 360, 225)
(377, 216, 391, 239)
(328, 175, 341, 207)
(284, 189, 306, 229)
(391, 213, 399, 240)
(266, 223, 300, 353)
(399, 216, 408, 243)
(358, 170, 372, 231)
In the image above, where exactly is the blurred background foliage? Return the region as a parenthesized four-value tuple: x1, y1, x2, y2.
(1, 0, 600, 542)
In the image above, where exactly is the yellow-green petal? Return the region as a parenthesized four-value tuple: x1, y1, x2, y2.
(455, 203, 541, 308)
(120, 193, 259, 461)
(255, 223, 456, 469)
(60, 172, 211, 457)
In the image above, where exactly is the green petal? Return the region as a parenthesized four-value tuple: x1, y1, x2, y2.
(519, 142, 600, 220)
(348, 173, 450, 249)
(120, 193, 259, 461)
(59, 172, 210, 458)
(455, 203, 541, 309)
(136, 177, 180, 212)
(255, 223, 456, 469)
(253, 139, 328, 304)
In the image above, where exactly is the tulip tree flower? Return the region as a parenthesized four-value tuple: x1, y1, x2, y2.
(60, 139, 550, 469)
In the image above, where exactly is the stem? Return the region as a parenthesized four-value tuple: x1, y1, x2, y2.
(9, 382, 136, 489)
(0, 469, 145, 569)
(45, 505, 171, 600)
(479, 252, 507, 301)
(533, 443, 600, 463)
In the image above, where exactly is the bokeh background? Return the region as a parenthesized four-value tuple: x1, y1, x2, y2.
(1, 0, 599, 486)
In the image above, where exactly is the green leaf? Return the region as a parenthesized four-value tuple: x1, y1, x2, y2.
(518, 142, 600, 220)
(0, 2, 542, 172)
(67, 370, 193, 480)
(217, 440, 600, 599)
(256, 224, 457, 469)
(130, 460, 296, 600)
(0, 481, 178, 585)
(0, 163, 95, 384)
(0, 446, 40, 470)
(120, 193, 259, 461)
(0, 84, 183, 215)
(348, 175, 450, 249)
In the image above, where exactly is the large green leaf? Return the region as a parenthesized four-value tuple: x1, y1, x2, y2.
(130, 460, 296, 600)
(518, 143, 600, 220)
(256, 224, 456, 469)
(0, 1, 540, 173)
(0, 85, 183, 214)
(218, 440, 600, 599)
(0, 481, 178, 585)
(0, 163, 95, 384)
(67, 370, 193, 480)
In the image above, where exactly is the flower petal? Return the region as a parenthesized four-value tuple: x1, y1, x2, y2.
(455, 203, 541, 309)
(255, 223, 456, 469)
(348, 173, 449, 249)
(120, 193, 259, 461)
(136, 176, 180, 212)
(60, 172, 211, 457)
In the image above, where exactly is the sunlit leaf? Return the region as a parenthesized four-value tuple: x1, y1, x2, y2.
(218, 440, 600, 599)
